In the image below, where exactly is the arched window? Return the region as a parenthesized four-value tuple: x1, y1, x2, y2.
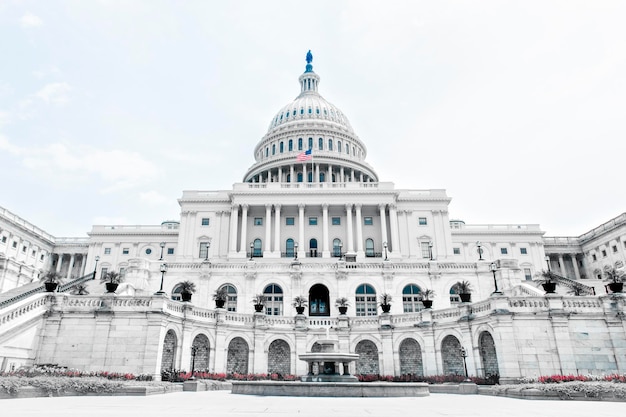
(319, 172, 325, 182)
(272, 144, 276, 155)
(279, 142, 284, 153)
(265, 147, 269, 157)
(337, 140, 342, 153)
(308, 137, 313, 149)
(328, 139, 333, 151)
(449, 283, 462, 304)
(402, 284, 422, 313)
(355, 284, 377, 316)
(171, 283, 184, 301)
(219, 284, 238, 312)
(308, 172, 313, 182)
(288, 139, 293, 151)
(297, 172, 303, 182)
(298, 138, 303, 150)
(333, 238, 342, 257)
(345, 143, 349, 154)
(309, 238, 318, 257)
(263, 284, 283, 315)
(365, 238, 375, 257)
(286, 238, 295, 257)
(253, 239, 262, 257)
(318, 138, 323, 150)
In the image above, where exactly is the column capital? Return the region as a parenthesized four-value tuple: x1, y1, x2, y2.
(231, 204, 239, 211)
(274, 204, 282, 211)
(345, 204, 353, 211)
(298, 203, 306, 209)
(241, 204, 249, 210)
(322, 203, 329, 210)
(388, 204, 397, 211)
(379, 204, 387, 211)
(265, 204, 272, 210)
(354, 203, 362, 210)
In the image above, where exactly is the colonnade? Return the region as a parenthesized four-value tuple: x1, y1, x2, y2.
(248, 162, 375, 184)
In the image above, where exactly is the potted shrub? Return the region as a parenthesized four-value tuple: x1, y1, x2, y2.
(604, 267, 624, 293)
(179, 280, 196, 302)
(535, 270, 557, 294)
(421, 288, 435, 309)
(42, 271, 61, 292)
(456, 280, 473, 302)
(101, 270, 123, 293)
(379, 293, 392, 313)
(252, 293, 266, 313)
(70, 283, 89, 295)
(335, 297, 350, 315)
(213, 287, 228, 308)
(292, 295, 308, 315)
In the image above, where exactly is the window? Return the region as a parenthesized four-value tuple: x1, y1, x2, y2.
(40, 254, 45, 261)
(298, 138, 303, 150)
(31, 250, 36, 257)
(286, 217, 295, 226)
(265, 148, 268, 157)
(167, 248, 174, 255)
(602, 250, 607, 257)
(104, 248, 111, 255)
(199, 242, 210, 259)
(171, 283, 184, 301)
(1, 236, 6, 243)
(418, 217, 427, 226)
(449, 283, 462, 304)
(318, 138, 323, 150)
(288, 139, 293, 151)
(297, 172, 303, 182)
(220, 284, 238, 312)
(272, 144, 276, 155)
(12, 241, 17, 248)
(402, 284, 422, 313)
(337, 140, 341, 152)
(253, 239, 262, 257)
(613, 245, 618, 253)
(355, 284, 377, 316)
(592, 254, 597, 261)
(421, 242, 430, 258)
(333, 238, 342, 257)
(145, 248, 152, 255)
(285, 239, 295, 257)
(331, 217, 341, 225)
(22, 246, 27, 253)
(122, 248, 130, 255)
(365, 238, 375, 257)
(263, 284, 283, 315)
(520, 248, 528, 255)
(308, 137, 313, 149)
(101, 267, 108, 280)
(309, 217, 318, 226)
(280, 142, 284, 153)
(254, 218, 263, 226)
(201, 218, 210, 226)
(453, 248, 461, 255)
(328, 139, 333, 151)
(524, 268, 532, 280)
(500, 248, 508, 255)
(364, 217, 373, 225)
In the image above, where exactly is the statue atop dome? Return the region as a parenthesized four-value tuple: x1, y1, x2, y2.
(305, 50, 313, 72)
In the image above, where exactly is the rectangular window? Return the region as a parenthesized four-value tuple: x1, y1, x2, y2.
(101, 267, 108, 279)
(104, 248, 111, 255)
(363, 217, 373, 225)
(309, 217, 318, 226)
(500, 248, 508, 255)
(167, 248, 174, 255)
(520, 248, 528, 255)
(592, 254, 597, 261)
(1, 236, 6, 243)
(40, 254, 45, 261)
(31, 250, 36, 257)
(524, 268, 532, 280)
(602, 249, 607, 257)
(286, 217, 295, 226)
(331, 217, 341, 225)
(12, 241, 17, 248)
(453, 248, 461, 255)
(22, 246, 27, 253)
(122, 248, 130, 255)
(613, 245, 618, 253)
(421, 242, 430, 258)
(201, 218, 210, 226)
(199, 242, 210, 259)
(254, 218, 263, 226)
(418, 217, 427, 226)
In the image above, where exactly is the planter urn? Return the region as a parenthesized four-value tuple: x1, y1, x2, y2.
(105, 283, 119, 293)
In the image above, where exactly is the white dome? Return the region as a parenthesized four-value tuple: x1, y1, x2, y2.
(267, 93, 354, 134)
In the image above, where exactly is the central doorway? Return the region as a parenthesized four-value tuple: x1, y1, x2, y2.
(309, 284, 330, 316)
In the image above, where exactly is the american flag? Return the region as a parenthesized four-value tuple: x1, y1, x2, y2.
(297, 149, 312, 161)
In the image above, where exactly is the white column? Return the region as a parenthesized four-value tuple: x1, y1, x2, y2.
(322, 203, 329, 257)
(264, 204, 272, 256)
(303, 163, 307, 183)
(290, 165, 294, 183)
(327, 164, 332, 183)
(314, 164, 319, 183)
(298, 204, 305, 258)
(66, 254, 75, 280)
(379, 204, 388, 249)
(274, 204, 281, 255)
(350, 169, 355, 182)
(346, 204, 354, 253)
(571, 254, 581, 280)
(239, 205, 248, 253)
(229, 205, 239, 254)
(355, 204, 364, 256)
(340, 167, 344, 182)
(558, 254, 566, 276)
(278, 167, 283, 183)
(55, 254, 63, 273)
(389, 204, 400, 256)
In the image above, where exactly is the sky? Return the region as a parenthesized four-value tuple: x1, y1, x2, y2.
(1, 1, 625, 238)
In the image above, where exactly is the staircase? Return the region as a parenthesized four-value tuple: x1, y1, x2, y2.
(549, 272, 596, 296)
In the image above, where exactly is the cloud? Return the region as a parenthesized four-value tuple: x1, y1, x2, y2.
(0, 136, 159, 192)
(20, 13, 43, 28)
(34, 82, 72, 105)
(92, 216, 131, 226)
(139, 190, 170, 205)
(0, 112, 11, 127)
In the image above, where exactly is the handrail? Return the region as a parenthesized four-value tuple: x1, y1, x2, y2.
(549, 273, 596, 295)
(0, 273, 93, 311)
(58, 273, 95, 293)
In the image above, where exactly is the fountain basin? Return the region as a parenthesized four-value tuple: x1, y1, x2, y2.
(231, 381, 430, 397)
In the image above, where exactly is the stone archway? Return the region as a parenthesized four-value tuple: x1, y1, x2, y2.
(191, 334, 210, 371)
(479, 331, 499, 379)
(268, 339, 291, 375)
(441, 335, 463, 375)
(226, 337, 249, 374)
(160, 330, 177, 372)
(355, 340, 379, 375)
(399, 338, 423, 376)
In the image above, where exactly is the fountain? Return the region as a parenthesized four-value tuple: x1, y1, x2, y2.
(298, 338, 359, 382)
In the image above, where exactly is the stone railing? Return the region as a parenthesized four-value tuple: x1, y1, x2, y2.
(0, 293, 50, 337)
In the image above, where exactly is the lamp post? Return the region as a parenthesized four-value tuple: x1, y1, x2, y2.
(476, 241, 483, 261)
(294, 242, 298, 260)
(250, 242, 254, 260)
(428, 241, 434, 261)
(159, 242, 166, 260)
(544, 255, 551, 271)
(338, 243, 343, 260)
(490, 262, 501, 295)
(156, 263, 167, 295)
(92, 255, 100, 280)
(204, 241, 210, 261)
(383, 241, 388, 261)
(190, 345, 199, 380)
(460, 346, 470, 382)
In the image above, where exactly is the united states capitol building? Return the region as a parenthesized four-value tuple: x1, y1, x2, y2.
(1, 53, 625, 382)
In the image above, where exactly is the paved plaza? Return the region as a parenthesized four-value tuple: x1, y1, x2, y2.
(1, 390, 624, 417)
